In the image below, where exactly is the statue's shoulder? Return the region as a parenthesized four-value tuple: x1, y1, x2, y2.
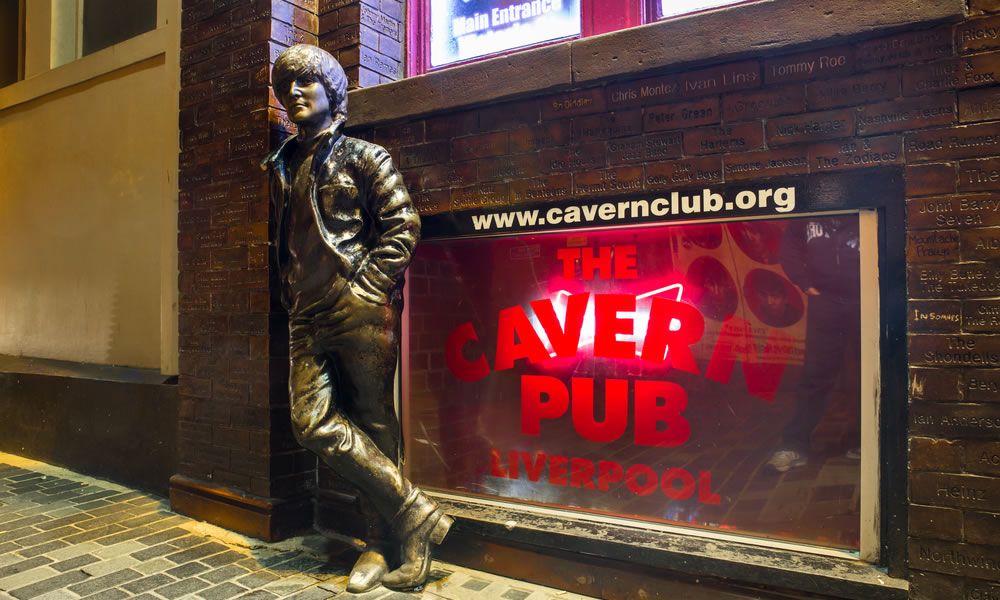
(341, 135, 391, 162)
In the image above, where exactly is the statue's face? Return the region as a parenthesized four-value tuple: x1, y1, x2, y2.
(284, 74, 330, 126)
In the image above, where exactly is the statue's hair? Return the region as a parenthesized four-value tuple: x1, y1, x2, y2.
(272, 45, 348, 118)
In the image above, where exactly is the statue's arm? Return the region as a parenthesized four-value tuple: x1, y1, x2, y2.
(351, 147, 421, 304)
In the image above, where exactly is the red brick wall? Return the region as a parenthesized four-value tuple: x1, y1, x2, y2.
(337, 11, 1000, 599)
(177, 0, 319, 504)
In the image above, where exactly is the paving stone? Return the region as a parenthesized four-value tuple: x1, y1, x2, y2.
(45, 542, 101, 562)
(61, 525, 126, 545)
(153, 577, 211, 599)
(283, 588, 339, 600)
(197, 582, 249, 600)
(167, 535, 205, 550)
(132, 557, 174, 576)
(0, 527, 44, 545)
(202, 550, 246, 568)
(237, 569, 281, 590)
(14, 526, 83, 548)
(260, 574, 316, 596)
(67, 568, 142, 596)
(201, 564, 251, 584)
(69, 491, 119, 505)
(0, 556, 53, 580)
(7, 569, 90, 599)
(49, 554, 100, 573)
(0, 515, 49, 532)
(130, 543, 178, 561)
(165, 561, 209, 578)
(32, 589, 78, 600)
(73, 501, 111, 512)
(80, 556, 139, 577)
(34, 513, 95, 532)
(80, 589, 131, 600)
(234, 591, 278, 600)
(135, 528, 188, 546)
(15, 540, 68, 558)
(120, 573, 176, 594)
(92, 541, 145, 560)
(164, 541, 228, 564)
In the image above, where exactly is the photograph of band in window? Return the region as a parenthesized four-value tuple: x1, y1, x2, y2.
(405, 214, 865, 550)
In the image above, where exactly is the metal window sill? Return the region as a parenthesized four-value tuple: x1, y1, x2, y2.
(435, 494, 908, 600)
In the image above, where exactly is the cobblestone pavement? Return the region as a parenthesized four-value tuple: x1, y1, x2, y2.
(0, 453, 591, 600)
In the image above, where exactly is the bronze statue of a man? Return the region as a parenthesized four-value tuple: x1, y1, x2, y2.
(263, 44, 451, 592)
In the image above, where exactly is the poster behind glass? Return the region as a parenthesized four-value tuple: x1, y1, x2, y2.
(430, 0, 581, 67)
(406, 215, 863, 550)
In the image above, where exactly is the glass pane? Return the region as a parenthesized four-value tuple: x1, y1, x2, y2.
(659, 0, 746, 19)
(406, 215, 864, 550)
(430, 0, 581, 68)
(0, 0, 20, 86)
(81, 0, 156, 56)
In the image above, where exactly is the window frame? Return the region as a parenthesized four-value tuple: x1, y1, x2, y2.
(399, 168, 909, 592)
(406, 0, 650, 76)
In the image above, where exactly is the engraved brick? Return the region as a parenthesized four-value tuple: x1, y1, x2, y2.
(643, 132, 685, 161)
(909, 300, 962, 333)
(961, 158, 1000, 191)
(425, 111, 477, 140)
(399, 141, 449, 169)
(509, 121, 572, 152)
(723, 147, 809, 181)
(573, 110, 643, 141)
(540, 142, 606, 173)
(971, 0, 1000, 13)
(907, 163, 957, 198)
(908, 194, 1000, 230)
(411, 189, 451, 215)
(607, 74, 680, 109)
(809, 135, 902, 172)
(855, 27, 953, 71)
(764, 46, 854, 83)
(908, 539, 1000, 580)
(964, 300, 1000, 332)
(451, 131, 509, 161)
(910, 334, 1000, 367)
(911, 402, 1000, 438)
(480, 99, 540, 131)
(510, 174, 572, 204)
(766, 109, 854, 145)
(643, 98, 719, 132)
(359, 46, 400, 79)
(958, 15, 1000, 53)
(903, 53, 1000, 96)
(907, 229, 961, 263)
(857, 94, 957, 135)
(405, 162, 476, 191)
(806, 70, 899, 110)
(962, 227, 1000, 261)
(645, 157, 723, 189)
(906, 123, 1000, 161)
(967, 441, 1000, 475)
(910, 263, 1000, 298)
(607, 136, 645, 164)
(360, 4, 400, 40)
(683, 122, 763, 155)
(679, 60, 760, 98)
(543, 88, 606, 119)
(909, 504, 963, 542)
(911, 472, 1000, 510)
(450, 182, 510, 211)
(477, 154, 541, 182)
(966, 511, 1000, 545)
(960, 86, 1000, 123)
(373, 121, 423, 147)
(723, 85, 806, 121)
(573, 167, 644, 197)
(910, 437, 965, 471)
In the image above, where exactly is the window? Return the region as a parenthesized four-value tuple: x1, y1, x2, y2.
(410, 0, 750, 73)
(405, 210, 880, 555)
(0, 0, 24, 87)
(50, 0, 157, 68)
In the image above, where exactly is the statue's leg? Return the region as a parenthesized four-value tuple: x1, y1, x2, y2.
(329, 314, 452, 591)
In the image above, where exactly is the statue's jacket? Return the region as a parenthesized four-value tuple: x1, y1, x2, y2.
(263, 121, 420, 315)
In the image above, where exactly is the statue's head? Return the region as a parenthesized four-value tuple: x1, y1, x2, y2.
(272, 44, 348, 126)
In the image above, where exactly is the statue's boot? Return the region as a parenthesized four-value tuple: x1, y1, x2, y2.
(347, 550, 388, 592)
(381, 491, 453, 590)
